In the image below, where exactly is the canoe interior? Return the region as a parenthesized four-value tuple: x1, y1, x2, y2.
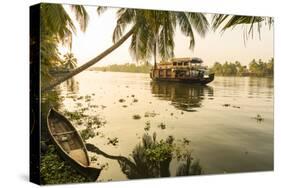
(48, 109, 90, 166)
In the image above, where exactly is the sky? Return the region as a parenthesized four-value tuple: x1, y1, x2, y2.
(60, 5, 274, 67)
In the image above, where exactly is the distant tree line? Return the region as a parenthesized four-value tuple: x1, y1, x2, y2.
(91, 63, 153, 73)
(210, 58, 274, 77)
(90, 58, 273, 77)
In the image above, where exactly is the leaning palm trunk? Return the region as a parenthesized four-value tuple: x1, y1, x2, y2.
(42, 26, 135, 92)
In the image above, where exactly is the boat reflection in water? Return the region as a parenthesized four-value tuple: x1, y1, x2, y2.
(150, 81, 214, 112)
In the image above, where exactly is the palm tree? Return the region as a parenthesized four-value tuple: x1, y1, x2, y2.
(111, 9, 209, 68)
(63, 52, 77, 70)
(42, 8, 209, 92)
(39, 4, 89, 87)
(212, 14, 273, 40)
(41, 4, 88, 47)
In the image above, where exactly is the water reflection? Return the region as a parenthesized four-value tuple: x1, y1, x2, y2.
(247, 77, 274, 99)
(65, 78, 79, 93)
(150, 81, 214, 112)
(248, 76, 273, 88)
(86, 133, 202, 179)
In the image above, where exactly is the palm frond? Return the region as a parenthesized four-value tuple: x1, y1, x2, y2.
(70, 5, 89, 32)
(97, 6, 108, 15)
(186, 13, 209, 37)
(221, 16, 263, 31)
(176, 12, 196, 49)
(212, 15, 229, 30)
(212, 14, 271, 40)
(41, 4, 76, 46)
(113, 9, 135, 43)
(158, 12, 175, 59)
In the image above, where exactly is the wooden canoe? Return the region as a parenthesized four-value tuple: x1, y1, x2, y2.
(47, 108, 101, 181)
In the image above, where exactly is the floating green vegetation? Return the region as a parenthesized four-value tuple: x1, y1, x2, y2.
(145, 139, 174, 162)
(253, 114, 264, 122)
(170, 113, 174, 116)
(68, 95, 76, 99)
(92, 93, 95, 96)
(85, 95, 91, 98)
(144, 111, 158, 118)
(77, 96, 84, 100)
(99, 162, 109, 171)
(90, 155, 98, 162)
(107, 137, 119, 146)
(89, 104, 99, 108)
(158, 122, 166, 130)
(118, 133, 203, 178)
(92, 115, 106, 126)
(133, 114, 141, 120)
(63, 106, 106, 143)
(119, 98, 126, 103)
(80, 128, 95, 141)
(77, 120, 83, 125)
(40, 145, 91, 184)
(183, 138, 191, 145)
(232, 105, 241, 108)
(85, 95, 91, 102)
(64, 110, 87, 121)
(144, 122, 151, 131)
(80, 107, 88, 112)
(181, 111, 184, 115)
(222, 104, 230, 107)
(122, 105, 128, 108)
(131, 94, 135, 97)
(133, 98, 138, 103)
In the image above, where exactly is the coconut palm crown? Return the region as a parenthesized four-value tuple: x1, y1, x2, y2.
(63, 52, 78, 70)
(99, 8, 209, 67)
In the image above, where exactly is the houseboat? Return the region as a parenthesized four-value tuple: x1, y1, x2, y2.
(150, 57, 214, 85)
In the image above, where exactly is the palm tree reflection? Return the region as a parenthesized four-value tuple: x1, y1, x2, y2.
(150, 81, 214, 112)
(86, 133, 202, 179)
(65, 78, 79, 93)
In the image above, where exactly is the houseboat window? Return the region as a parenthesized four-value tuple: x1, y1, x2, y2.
(178, 62, 183, 66)
(184, 62, 188, 66)
(173, 62, 177, 66)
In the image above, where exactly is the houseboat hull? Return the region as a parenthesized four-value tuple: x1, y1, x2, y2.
(151, 73, 215, 85)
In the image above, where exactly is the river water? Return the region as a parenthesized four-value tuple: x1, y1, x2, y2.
(57, 71, 273, 181)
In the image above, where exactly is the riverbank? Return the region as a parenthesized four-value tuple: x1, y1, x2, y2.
(89, 58, 274, 77)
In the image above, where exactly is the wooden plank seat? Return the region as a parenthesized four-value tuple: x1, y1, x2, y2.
(53, 130, 76, 136)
